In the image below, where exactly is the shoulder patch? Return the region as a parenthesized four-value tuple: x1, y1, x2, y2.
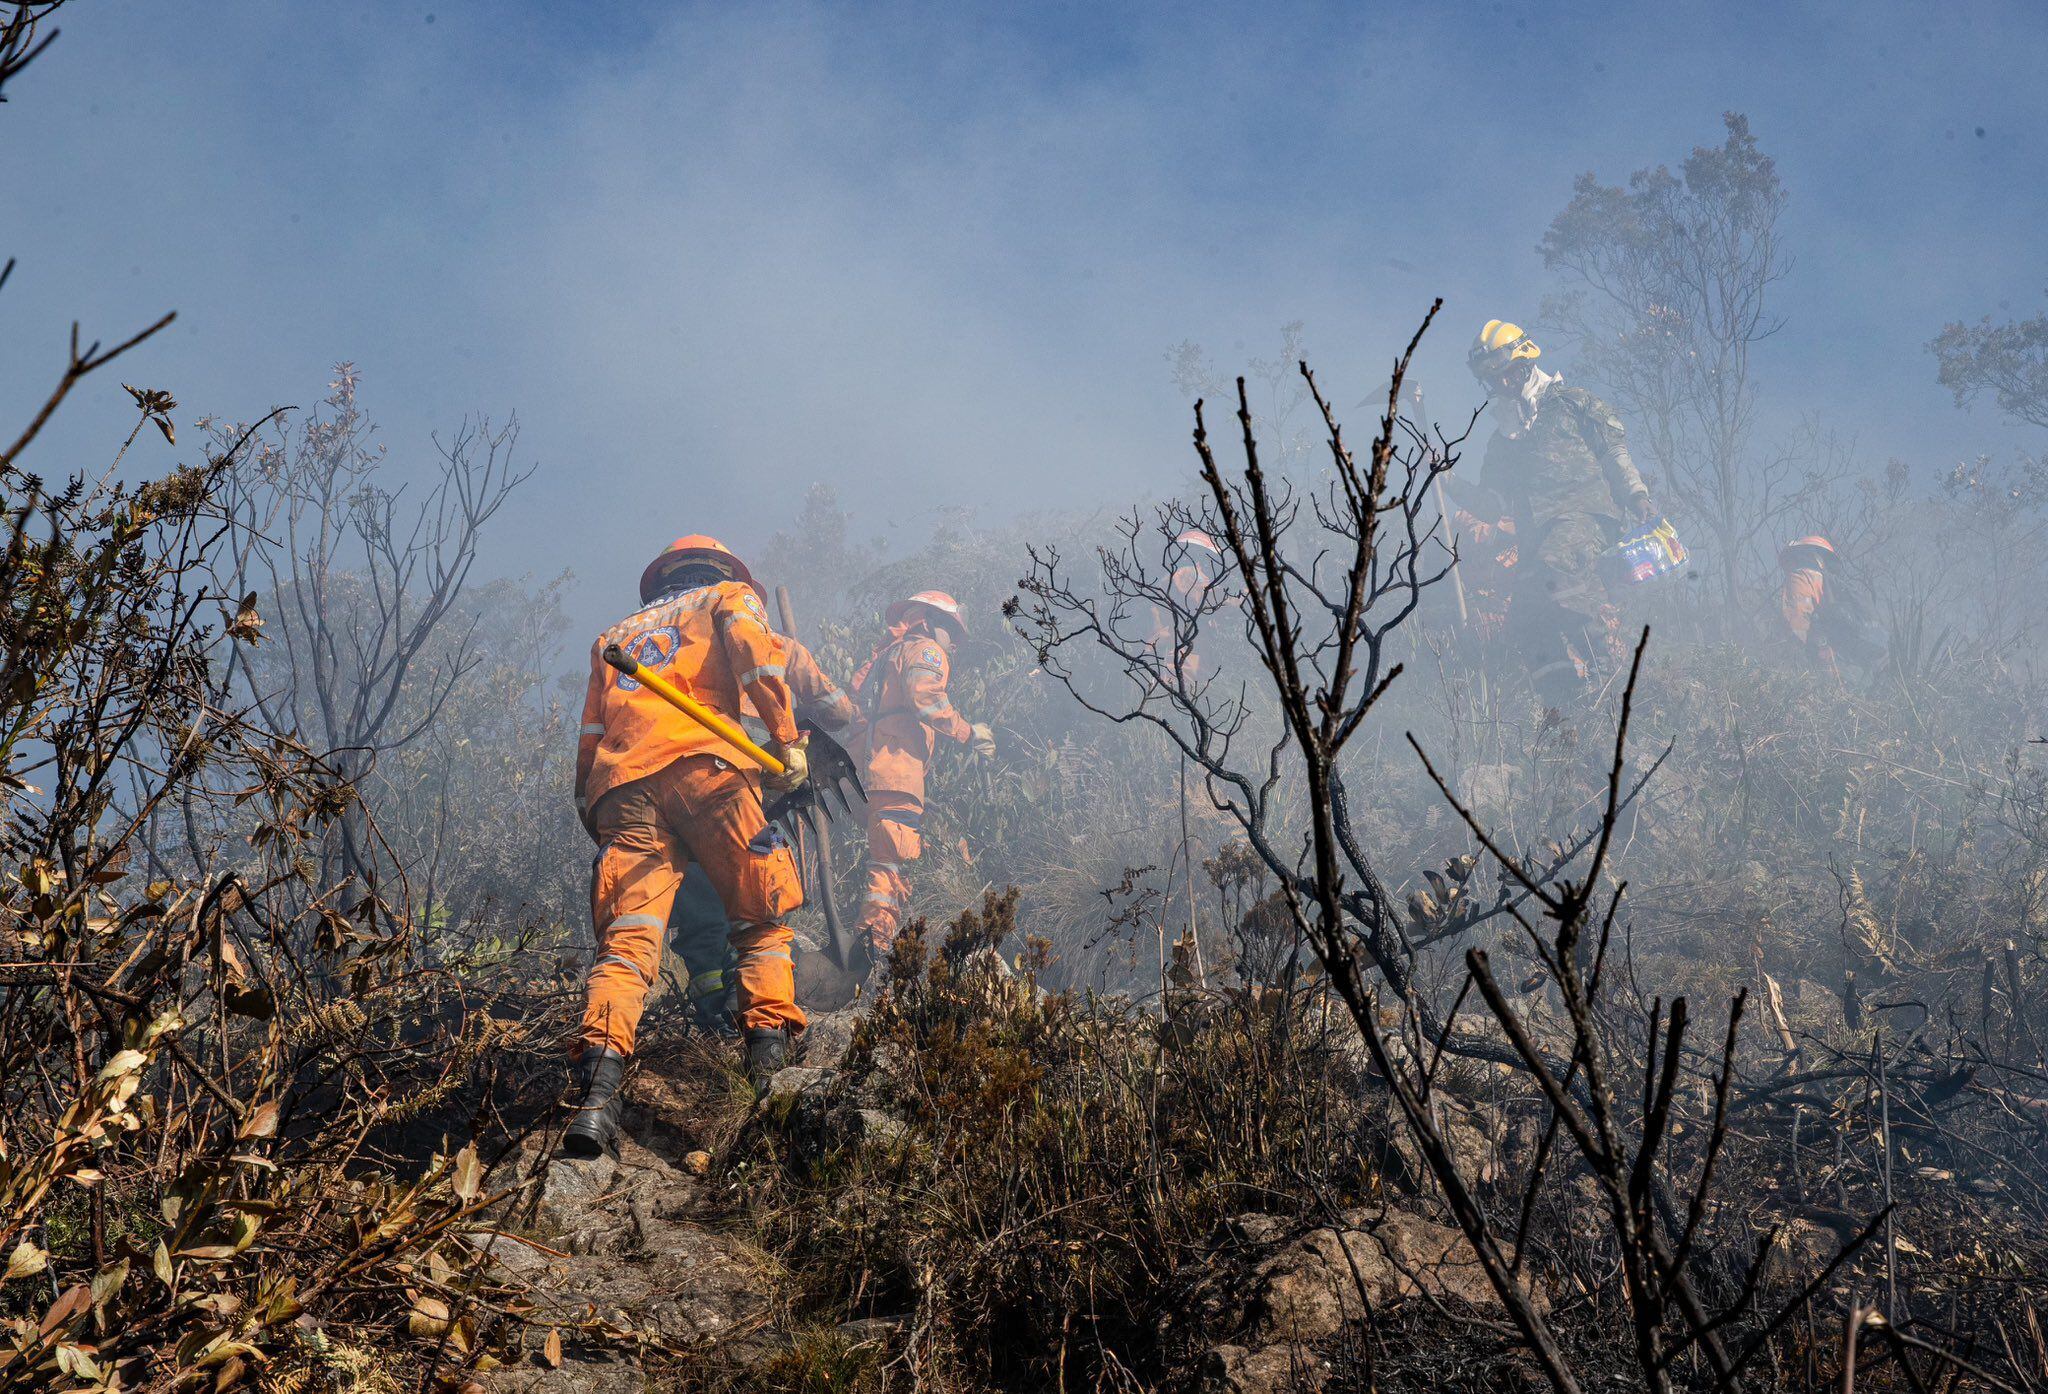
(916, 643, 946, 666)
(724, 585, 769, 622)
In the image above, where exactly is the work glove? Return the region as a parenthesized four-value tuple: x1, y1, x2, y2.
(764, 735, 810, 795)
(1633, 493, 1658, 524)
(969, 722, 997, 758)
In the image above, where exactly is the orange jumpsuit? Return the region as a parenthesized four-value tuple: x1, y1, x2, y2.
(574, 580, 806, 1055)
(1778, 565, 1840, 677)
(849, 625, 974, 951)
(1779, 566, 1823, 644)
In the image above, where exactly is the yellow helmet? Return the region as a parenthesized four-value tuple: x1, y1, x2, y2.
(1468, 319, 1541, 380)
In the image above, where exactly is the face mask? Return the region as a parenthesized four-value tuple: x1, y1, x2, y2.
(1492, 364, 1555, 430)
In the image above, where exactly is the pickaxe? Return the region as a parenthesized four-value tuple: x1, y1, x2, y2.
(599, 644, 865, 845)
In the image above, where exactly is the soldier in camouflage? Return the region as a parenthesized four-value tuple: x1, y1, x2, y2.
(1460, 320, 1655, 702)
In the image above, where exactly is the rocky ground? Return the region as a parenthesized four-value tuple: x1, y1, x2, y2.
(478, 943, 869, 1393)
(469, 944, 1535, 1394)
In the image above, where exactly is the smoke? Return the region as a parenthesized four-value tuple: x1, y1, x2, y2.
(1, 0, 2042, 640)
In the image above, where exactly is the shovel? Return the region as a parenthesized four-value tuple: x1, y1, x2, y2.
(600, 644, 865, 841)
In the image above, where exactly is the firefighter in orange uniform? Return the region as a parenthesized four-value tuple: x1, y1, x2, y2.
(1776, 535, 1886, 678)
(565, 536, 810, 1156)
(1777, 536, 1833, 650)
(849, 591, 994, 973)
(1147, 529, 1224, 684)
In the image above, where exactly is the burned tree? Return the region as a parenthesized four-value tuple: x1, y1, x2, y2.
(198, 370, 534, 903)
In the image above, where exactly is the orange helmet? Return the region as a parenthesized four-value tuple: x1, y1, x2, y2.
(1174, 528, 1221, 555)
(639, 534, 761, 603)
(1779, 535, 1835, 569)
(886, 589, 968, 643)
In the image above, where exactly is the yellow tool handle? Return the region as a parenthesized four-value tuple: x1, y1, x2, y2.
(602, 644, 786, 775)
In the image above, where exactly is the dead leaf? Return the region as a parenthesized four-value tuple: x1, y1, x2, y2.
(407, 1293, 452, 1340)
(543, 1327, 563, 1368)
(236, 1100, 280, 1141)
(39, 1284, 90, 1337)
(451, 1144, 482, 1204)
(5, 1242, 48, 1282)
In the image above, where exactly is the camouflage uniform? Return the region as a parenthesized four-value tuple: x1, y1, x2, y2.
(1477, 384, 1649, 691)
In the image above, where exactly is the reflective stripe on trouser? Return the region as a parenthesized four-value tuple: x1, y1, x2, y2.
(581, 755, 806, 1055)
(856, 789, 924, 952)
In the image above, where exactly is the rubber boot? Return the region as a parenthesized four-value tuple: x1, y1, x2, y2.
(744, 1026, 788, 1090)
(562, 1048, 626, 1159)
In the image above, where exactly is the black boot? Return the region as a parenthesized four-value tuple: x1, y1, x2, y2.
(562, 1048, 627, 1158)
(744, 1026, 788, 1089)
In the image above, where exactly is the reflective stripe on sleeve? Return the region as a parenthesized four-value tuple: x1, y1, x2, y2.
(580, 723, 606, 736)
(738, 662, 787, 686)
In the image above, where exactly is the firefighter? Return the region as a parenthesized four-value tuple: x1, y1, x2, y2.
(849, 591, 994, 975)
(565, 536, 809, 1157)
(1147, 529, 1224, 685)
(1778, 535, 1884, 675)
(668, 634, 862, 1035)
(1464, 319, 1655, 703)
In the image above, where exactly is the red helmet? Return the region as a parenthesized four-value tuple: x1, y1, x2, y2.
(1779, 535, 1835, 569)
(886, 589, 968, 643)
(639, 534, 761, 603)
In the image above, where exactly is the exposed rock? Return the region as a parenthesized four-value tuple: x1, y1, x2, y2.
(1170, 1207, 1537, 1364)
(484, 1135, 778, 1390)
(1197, 1343, 1332, 1394)
(760, 1064, 837, 1105)
(1378, 1100, 1502, 1192)
(487, 1359, 647, 1394)
(800, 1008, 860, 1069)
(836, 1315, 907, 1347)
(839, 1107, 908, 1148)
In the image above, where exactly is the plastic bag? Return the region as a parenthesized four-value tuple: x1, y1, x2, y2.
(1603, 516, 1689, 587)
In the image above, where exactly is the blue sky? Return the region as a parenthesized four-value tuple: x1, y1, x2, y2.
(3, 0, 2042, 637)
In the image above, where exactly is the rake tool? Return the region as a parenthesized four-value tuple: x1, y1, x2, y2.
(772, 586, 863, 972)
(600, 644, 865, 843)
